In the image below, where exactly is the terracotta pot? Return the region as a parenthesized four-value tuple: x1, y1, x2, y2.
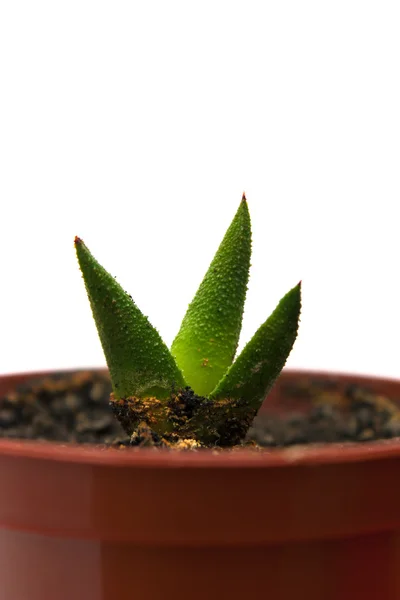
(2, 369, 400, 600)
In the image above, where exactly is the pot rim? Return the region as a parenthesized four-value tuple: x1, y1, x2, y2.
(1, 367, 400, 469)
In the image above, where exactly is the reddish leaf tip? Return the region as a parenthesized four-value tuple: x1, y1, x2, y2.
(74, 236, 83, 245)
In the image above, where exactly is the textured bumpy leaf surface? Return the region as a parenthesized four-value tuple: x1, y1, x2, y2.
(75, 238, 185, 399)
(171, 196, 251, 397)
(210, 282, 301, 409)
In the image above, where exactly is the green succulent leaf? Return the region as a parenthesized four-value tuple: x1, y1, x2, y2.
(171, 195, 251, 397)
(75, 237, 185, 399)
(209, 282, 301, 409)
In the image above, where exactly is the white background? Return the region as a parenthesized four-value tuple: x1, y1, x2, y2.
(0, 1, 399, 379)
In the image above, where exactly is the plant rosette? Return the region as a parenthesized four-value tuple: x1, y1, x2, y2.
(74, 194, 301, 449)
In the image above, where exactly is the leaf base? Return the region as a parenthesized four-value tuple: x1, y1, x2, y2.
(109, 389, 258, 447)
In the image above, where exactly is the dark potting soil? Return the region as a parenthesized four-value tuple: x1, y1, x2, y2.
(247, 379, 400, 447)
(0, 371, 129, 446)
(1, 370, 400, 448)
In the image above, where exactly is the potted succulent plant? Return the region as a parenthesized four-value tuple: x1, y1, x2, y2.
(1, 195, 400, 600)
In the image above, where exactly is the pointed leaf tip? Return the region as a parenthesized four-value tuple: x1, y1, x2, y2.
(171, 196, 252, 396)
(210, 282, 301, 409)
(242, 192, 247, 202)
(74, 236, 83, 245)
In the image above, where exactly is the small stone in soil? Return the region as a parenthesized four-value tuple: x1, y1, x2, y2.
(0, 408, 18, 427)
(382, 420, 400, 439)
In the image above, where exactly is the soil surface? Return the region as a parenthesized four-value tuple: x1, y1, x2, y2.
(0, 371, 129, 446)
(1, 371, 400, 448)
(248, 379, 400, 446)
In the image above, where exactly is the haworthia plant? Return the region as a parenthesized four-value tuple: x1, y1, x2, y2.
(75, 195, 301, 446)
(171, 196, 251, 396)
